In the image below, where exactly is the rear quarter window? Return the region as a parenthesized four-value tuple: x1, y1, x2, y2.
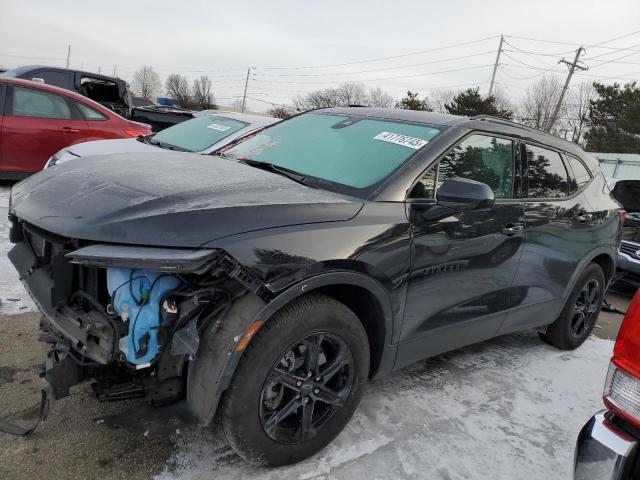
(75, 101, 108, 120)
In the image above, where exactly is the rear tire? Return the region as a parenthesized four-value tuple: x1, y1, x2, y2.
(540, 263, 605, 350)
(220, 293, 369, 467)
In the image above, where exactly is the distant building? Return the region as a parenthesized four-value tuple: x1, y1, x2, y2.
(593, 152, 640, 181)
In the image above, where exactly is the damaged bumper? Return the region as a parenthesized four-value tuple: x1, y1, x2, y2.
(7, 217, 268, 414)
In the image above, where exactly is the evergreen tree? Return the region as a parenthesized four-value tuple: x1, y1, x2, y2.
(396, 91, 431, 111)
(445, 87, 512, 119)
(585, 82, 640, 153)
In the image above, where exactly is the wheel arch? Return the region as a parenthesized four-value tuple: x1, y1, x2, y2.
(186, 270, 397, 427)
(249, 271, 396, 379)
(556, 246, 617, 318)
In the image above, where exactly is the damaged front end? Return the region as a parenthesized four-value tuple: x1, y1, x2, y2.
(6, 215, 270, 421)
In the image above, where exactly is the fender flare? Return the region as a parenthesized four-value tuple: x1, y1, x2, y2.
(554, 245, 617, 319)
(186, 270, 396, 426)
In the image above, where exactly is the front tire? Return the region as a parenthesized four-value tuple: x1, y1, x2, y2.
(540, 263, 605, 350)
(220, 293, 370, 466)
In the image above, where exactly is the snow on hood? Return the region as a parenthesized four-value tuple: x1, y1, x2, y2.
(66, 138, 161, 157)
(10, 152, 363, 247)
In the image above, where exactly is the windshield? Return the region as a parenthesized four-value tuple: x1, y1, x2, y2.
(0, 68, 19, 78)
(223, 112, 442, 197)
(150, 115, 248, 152)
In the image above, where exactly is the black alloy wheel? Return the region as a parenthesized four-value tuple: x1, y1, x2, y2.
(219, 293, 369, 466)
(571, 279, 600, 337)
(259, 332, 354, 444)
(540, 263, 605, 350)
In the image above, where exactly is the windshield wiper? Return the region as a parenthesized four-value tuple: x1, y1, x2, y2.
(239, 159, 316, 188)
(146, 138, 190, 152)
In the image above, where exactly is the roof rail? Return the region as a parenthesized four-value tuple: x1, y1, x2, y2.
(469, 114, 585, 148)
(469, 114, 554, 135)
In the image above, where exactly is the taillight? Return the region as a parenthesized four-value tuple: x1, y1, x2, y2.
(124, 129, 149, 137)
(620, 210, 627, 225)
(603, 290, 640, 426)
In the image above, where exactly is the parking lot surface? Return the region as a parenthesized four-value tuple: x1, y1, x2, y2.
(0, 185, 633, 479)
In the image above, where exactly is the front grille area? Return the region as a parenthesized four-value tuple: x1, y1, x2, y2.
(620, 241, 640, 259)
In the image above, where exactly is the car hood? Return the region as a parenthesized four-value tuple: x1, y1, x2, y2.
(10, 152, 364, 247)
(66, 138, 162, 157)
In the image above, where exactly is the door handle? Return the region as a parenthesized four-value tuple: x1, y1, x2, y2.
(501, 224, 524, 236)
(61, 127, 79, 134)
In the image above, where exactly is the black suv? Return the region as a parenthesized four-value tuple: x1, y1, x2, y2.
(1, 65, 132, 118)
(5, 108, 621, 466)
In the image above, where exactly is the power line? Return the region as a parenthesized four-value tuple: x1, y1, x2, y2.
(250, 64, 493, 85)
(587, 43, 640, 69)
(253, 36, 499, 70)
(253, 51, 496, 77)
(0, 53, 65, 60)
(502, 63, 638, 82)
(504, 34, 640, 53)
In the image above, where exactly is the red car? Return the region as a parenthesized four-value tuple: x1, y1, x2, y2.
(575, 290, 640, 479)
(0, 77, 150, 178)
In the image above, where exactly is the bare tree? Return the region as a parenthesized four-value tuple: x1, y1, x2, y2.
(165, 73, 191, 108)
(230, 99, 245, 111)
(293, 82, 393, 111)
(429, 89, 456, 113)
(334, 82, 369, 105)
(558, 82, 595, 146)
(132, 66, 161, 99)
(368, 87, 394, 108)
(267, 106, 293, 119)
(516, 75, 563, 132)
(192, 76, 215, 110)
(293, 89, 340, 111)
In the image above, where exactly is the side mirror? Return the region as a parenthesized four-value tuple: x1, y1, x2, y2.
(436, 177, 495, 212)
(31, 77, 45, 84)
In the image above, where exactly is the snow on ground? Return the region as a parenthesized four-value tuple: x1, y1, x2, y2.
(157, 332, 613, 480)
(0, 185, 35, 314)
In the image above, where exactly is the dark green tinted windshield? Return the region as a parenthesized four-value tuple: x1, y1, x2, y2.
(152, 115, 248, 152)
(223, 113, 442, 194)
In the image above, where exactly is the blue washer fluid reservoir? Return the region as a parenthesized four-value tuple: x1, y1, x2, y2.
(106, 268, 181, 366)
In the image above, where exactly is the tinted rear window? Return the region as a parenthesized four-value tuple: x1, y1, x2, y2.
(526, 144, 569, 198)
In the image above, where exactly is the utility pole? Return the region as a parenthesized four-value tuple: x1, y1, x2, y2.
(113, 65, 117, 77)
(546, 46, 588, 132)
(488, 35, 504, 98)
(66, 45, 71, 68)
(241, 67, 251, 113)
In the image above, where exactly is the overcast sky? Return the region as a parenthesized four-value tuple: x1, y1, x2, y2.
(1, 0, 639, 111)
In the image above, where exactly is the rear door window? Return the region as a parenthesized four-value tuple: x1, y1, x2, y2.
(75, 101, 107, 120)
(566, 155, 592, 193)
(525, 144, 569, 198)
(11, 86, 72, 119)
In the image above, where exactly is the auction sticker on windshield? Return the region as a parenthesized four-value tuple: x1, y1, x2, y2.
(373, 132, 428, 150)
(208, 123, 231, 132)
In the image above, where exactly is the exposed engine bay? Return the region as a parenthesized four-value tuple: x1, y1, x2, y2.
(5, 216, 270, 415)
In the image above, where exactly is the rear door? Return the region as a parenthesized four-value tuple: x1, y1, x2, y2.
(501, 143, 595, 333)
(397, 132, 525, 368)
(0, 85, 87, 173)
